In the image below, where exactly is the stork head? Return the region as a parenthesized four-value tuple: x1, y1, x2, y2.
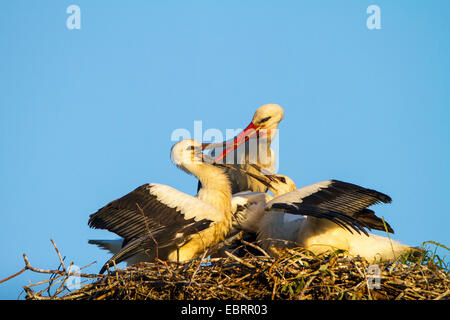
(214, 103, 284, 162)
(268, 174, 297, 197)
(171, 139, 212, 170)
(251, 104, 285, 131)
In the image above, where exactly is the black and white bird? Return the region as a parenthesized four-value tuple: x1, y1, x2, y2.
(89, 139, 371, 272)
(89, 139, 233, 273)
(232, 175, 416, 262)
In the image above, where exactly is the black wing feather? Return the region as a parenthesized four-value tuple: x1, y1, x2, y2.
(88, 184, 200, 242)
(353, 209, 394, 233)
(299, 180, 393, 233)
(99, 218, 212, 274)
(269, 202, 370, 236)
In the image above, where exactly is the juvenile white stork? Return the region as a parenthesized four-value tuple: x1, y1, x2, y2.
(89, 139, 233, 273)
(201, 103, 285, 194)
(89, 140, 370, 272)
(232, 175, 417, 262)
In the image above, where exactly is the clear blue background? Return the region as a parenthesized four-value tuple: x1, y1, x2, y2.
(1, 1, 448, 299)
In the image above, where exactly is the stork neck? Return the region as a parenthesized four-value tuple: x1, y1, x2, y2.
(194, 164, 232, 219)
(243, 136, 273, 169)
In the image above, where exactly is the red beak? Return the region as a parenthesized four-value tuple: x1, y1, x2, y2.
(214, 122, 257, 163)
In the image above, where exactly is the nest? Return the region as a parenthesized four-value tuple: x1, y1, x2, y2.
(8, 238, 449, 300)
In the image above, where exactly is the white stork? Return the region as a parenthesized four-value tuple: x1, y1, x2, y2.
(231, 175, 417, 262)
(202, 103, 285, 194)
(89, 140, 369, 272)
(89, 139, 233, 273)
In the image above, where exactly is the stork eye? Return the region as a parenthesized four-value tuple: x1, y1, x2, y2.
(260, 116, 271, 123)
(279, 177, 286, 183)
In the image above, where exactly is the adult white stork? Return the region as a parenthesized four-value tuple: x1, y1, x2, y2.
(89, 139, 233, 273)
(202, 103, 285, 194)
(231, 175, 416, 262)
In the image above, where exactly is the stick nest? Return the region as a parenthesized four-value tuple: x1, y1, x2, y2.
(14, 239, 450, 300)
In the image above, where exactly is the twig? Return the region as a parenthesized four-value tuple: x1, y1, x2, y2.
(297, 275, 317, 299)
(217, 284, 250, 300)
(50, 239, 66, 272)
(22, 253, 103, 279)
(241, 240, 270, 257)
(206, 231, 243, 257)
(23, 274, 66, 289)
(54, 262, 75, 296)
(136, 203, 159, 261)
(187, 251, 208, 288)
(225, 251, 255, 269)
(0, 267, 27, 284)
(433, 289, 450, 300)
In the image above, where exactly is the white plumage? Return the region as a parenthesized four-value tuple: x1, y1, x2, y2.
(88, 139, 233, 273)
(203, 103, 285, 194)
(89, 103, 417, 271)
(232, 175, 416, 262)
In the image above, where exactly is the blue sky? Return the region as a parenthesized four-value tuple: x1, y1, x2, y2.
(0, 1, 449, 299)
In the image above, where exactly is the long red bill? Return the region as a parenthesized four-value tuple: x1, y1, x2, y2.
(214, 122, 257, 163)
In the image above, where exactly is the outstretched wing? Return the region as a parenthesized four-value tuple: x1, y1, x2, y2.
(98, 218, 212, 274)
(267, 202, 370, 236)
(88, 183, 216, 247)
(267, 180, 393, 233)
